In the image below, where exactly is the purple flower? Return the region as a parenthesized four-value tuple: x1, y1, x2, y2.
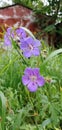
(4, 34, 11, 46)
(4, 27, 14, 46)
(20, 36, 41, 58)
(4, 27, 26, 47)
(22, 68, 45, 92)
(7, 27, 14, 38)
(16, 28, 26, 39)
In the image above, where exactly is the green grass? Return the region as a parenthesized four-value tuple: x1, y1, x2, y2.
(0, 45, 62, 130)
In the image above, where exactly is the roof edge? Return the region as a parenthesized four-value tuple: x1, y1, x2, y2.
(0, 3, 33, 10)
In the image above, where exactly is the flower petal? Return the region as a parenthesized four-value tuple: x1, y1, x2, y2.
(7, 27, 12, 36)
(22, 75, 30, 85)
(24, 36, 34, 44)
(20, 42, 28, 50)
(27, 82, 38, 92)
(32, 48, 40, 56)
(4, 35, 11, 46)
(23, 50, 32, 58)
(37, 76, 45, 87)
(16, 28, 26, 38)
(32, 68, 40, 76)
(24, 68, 33, 76)
(34, 39, 41, 47)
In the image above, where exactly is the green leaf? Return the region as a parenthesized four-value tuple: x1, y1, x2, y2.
(44, 24, 56, 33)
(0, 91, 6, 130)
(49, 103, 59, 125)
(12, 109, 26, 130)
(0, 55, 19, 76)
(44, 49, 62, 63)
(42, 118, 51, 128)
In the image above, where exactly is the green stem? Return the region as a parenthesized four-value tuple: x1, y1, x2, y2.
(0, 55, 19, 76)
(0, 123, 2, 130)
(16, 48, 29, 66)
(25, 88, 34, 107)
(12, 39, 29, 66)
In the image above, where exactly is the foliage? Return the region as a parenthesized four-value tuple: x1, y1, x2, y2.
(13, 0, 43, 10)
(0, 27, 62, 130)
(0, 91, 6, 130)
(13, 0, 62, 48)
(13, 0, 62, 23)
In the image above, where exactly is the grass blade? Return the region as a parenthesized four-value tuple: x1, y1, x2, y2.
(0, 91, 6, 130)
(44, 48, 62, 63)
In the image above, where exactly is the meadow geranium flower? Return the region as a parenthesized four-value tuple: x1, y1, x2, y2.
(4, 27, 14, 46)
(4, 27, 26, 47)
(20, 36, 41, 58)
(16, 28, 26, 39)
(14, 28, 26, 45)
(4, 34, 11, 46)
(22, 68, 45, 92)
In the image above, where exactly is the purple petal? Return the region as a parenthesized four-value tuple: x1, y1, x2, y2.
(37, 76, 45, 87)
(22, 75, 30, 85)
(34, 39, 41, 47)
(7, 27, 14, 38)
(27, 82, 38, 92)
(23, 50, 32, 58)
(4, 34, 8, 40)
(7, 27, 12, 35)
(24, 36, 34, 44)
(20, 38, 25, 44)
(32, 48, 40, 56)
(4, 40, 11, 46)
(11, 32, 14, 38)
(20, 42, 28, 50)
(32, 68, 40, 76)
(4, 35, 11, 46)
(16, 28, 26, 38)
(24, 68, 33, 76)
